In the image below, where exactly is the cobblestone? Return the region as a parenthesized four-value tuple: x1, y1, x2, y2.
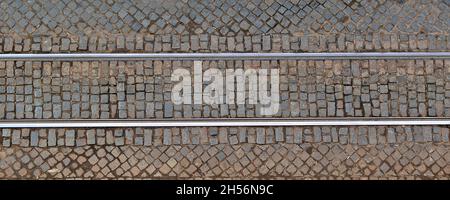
(2, 60, 450, 119)
(2, 33, 450, 54)
(0, 143, 448, 179)
(0, 126, 448, 147)
(1, 0, 450, 181)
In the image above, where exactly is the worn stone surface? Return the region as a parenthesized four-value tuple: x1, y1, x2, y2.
(0, 126, 449, 147)
(1, 60, 450, 119)
(0, 143, 449, 179)
(0, 0, 449, 37)
(1, 33, 449, 53)
(1, 0, 450, 180)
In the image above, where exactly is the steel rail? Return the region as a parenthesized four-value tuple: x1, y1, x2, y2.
(0, 52, 450, 61)
(1, 117, 450, 128)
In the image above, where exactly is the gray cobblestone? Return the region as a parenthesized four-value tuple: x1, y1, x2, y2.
(7, 59, 438, 119)
(256, 128, 265, 144)
(0, 0, 450, 181)
(65, 130, 75, 146)
(0, 125, 448, 148)
(0, 0, 447, 41)
(47, 129, 56, 147)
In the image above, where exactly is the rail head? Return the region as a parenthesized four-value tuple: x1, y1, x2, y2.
(0, 52, 450, 61)
(1, 118, 450, 128)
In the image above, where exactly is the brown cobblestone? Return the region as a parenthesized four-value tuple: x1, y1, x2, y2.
(1, 0, 450, 181)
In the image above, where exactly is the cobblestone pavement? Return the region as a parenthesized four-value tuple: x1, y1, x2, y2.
(1, 125, 450, 179)
(0, 0, 449, 37)
(1, 126, 450, 147)
(0, 0, 449, 54)
(1, 143, 449, 179)
(1, 60, 450, 119)
(1, 0, 450, 180)
(1, 29, 450, 53)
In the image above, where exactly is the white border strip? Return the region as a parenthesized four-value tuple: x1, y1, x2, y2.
(1, 118, 450, 128)
(0, 52, 450, 61)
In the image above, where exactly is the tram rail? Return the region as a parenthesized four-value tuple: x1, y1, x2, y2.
(1, 117, 450, 128)
(1, 52, 450, 61)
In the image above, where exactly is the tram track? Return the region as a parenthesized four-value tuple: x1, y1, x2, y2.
(1, 52, 450, 128)
(1, 117, 450, 128)
(0, 52, 450, 61)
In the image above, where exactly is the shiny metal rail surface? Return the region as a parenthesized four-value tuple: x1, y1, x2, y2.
(0, 52, 450, 61)
(1, 118, 450, 128)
